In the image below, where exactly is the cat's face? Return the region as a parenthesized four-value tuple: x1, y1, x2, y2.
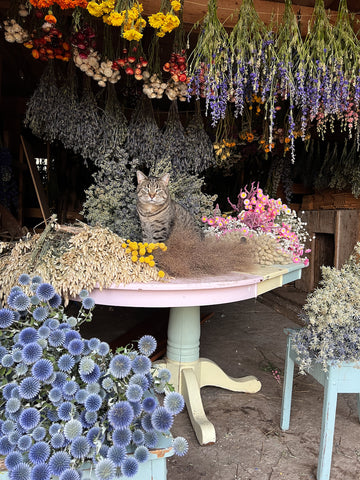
(136, 171, 170, 205)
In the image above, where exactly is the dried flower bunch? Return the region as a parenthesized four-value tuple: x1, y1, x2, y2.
(290, 242, 360, 372)
(0, 275, 188, 479)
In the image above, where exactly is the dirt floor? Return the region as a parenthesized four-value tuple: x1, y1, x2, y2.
(80, 293, 360, 480)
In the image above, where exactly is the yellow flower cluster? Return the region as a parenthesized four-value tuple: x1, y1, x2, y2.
(213, 138, 236, 161)
(121, 239, 167, 277)
(239, 131, 255, 143)
(148, 0, 181, 37)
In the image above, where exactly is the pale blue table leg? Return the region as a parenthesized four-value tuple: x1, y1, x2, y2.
(280, 335, 295, 431)
(317, 367, 338, 480)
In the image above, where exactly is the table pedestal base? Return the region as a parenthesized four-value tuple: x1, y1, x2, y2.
(156, 357, 261, 445)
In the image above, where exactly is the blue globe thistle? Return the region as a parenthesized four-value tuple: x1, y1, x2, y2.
(86, 426, 101, 446)
(0, 308, 15, 328)
(32, 307, 48, 323)
(86, 382, 101, 394)
(52, 372, 67, 389)
(12, 349, 23, 363)
(164, 392, 185, 415)
(17, 435, 33, 451)
(138, 335, 157, 357)
(19, 407, 40, 431)
(97, 342, 110, 356)
(101, 377, 114, 392)
(129, 373, 149, 392)
(82, 297, 95, 310)
(112, 428, 132, 447)
(84, 411, 97, 425)
(108, 401, 134, 429)
(70, 436, 90, 459)
(172, 436, 189, 456)
(29, 441, 50, 464)
(2, 354, 14, 367)
(0, 436, 13, 455)
(5, 398, 21, 414)
(88, 337, 100, 350)
(79, 357, 95, 375)
(126, 384, 143, 403)
(46, 409, 59, 422)
(48, 293, 62, 309)
(49, 423, 61, 436)
(19, 377, 40, 400)
(121, 457, 139, 478)
(151, 406, 174, 433)
(12, 294, 31, 312)
(57, 354, 75, 372)
(131, 355, 151, 375)
(82, 340, 92, 355)
(15, 363, 28, 377)
(132, 429, 144, 446)
(59, 469, 81, 480)
(22, 343, 42, 365)
(67, 339, 84, 356)
(3, 382, 18, 400)
(32, 426, 46, 441)
(5, 451, 23, 470)
(141, 413, 154, 432)
(48, 330, 65, 347)
(0, 345, 7, 360)
(134, 445, 149, 463)
(63, 419, 82, 440)
(18, 328, 39, 345)
(36, 283, 56, 302)
(30, 463, 50, 480)
(142, 396, 157, 414)
(10, 461, 31, 480)
(62, 381, 78, 397)
(58, 402, 73, 421)
(47, 318, 60, 330)
(79, 364, 100, 384)
(64, 330, 81, 348)
(31, 275, 42, 284)
(38, 326, 50, 338)
(107, 445, 126, 466)
(48, 451, 71, 476)
(95, 459, 116, 480)
(130, 401, 141, 418)
(30, 295, 41, 306)
(75, 389, 87, 404)
(8, 431, 21, 445)
(32, 359, 53, 381)
(50, 432, 65, 449)
(156, 368, 171, 383)
(144, 431, 158, 449)
(109, 354, 131, 379)
(2, 420, 15, 434)
(85, 393, 102, 412)
(48, 387, 62, 404)
(154, 381, 167, 394)
(18, 274, 31, 286)
(78, 289, 89, 299)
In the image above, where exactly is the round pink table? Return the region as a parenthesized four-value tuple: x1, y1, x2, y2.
(89, 264, 304, 445)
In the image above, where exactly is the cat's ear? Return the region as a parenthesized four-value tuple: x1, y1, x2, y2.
(160, 173, 170, 185)
(136, 171, 147, 184)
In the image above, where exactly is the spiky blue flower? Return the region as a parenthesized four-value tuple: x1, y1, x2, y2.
(64, 330, 81, 348)
(58, 402, 73, 421)
(48, 387, 62, 404)
(30, 295, 40, 306)
(86, 426, 101, 446)
(144, 431, 158, 449)
(121, 457, 139, 478)
(85, 393, 102, 412)
(84, 411, 97, 425)
(31, 275, 42, 284)
(156, 368, 171, 383)
(22, 343, 42, 365)
(32, 359, 53, 381)
(107, 445, 126, 466)
(0, 308, 15, 328)
(97, 342, 110, 356)
(82, 297, 95, 310)
(8, 431, 21, 445)
(67, 339, 84, 356)
(17, 435, 32, 451)
(12, 294, 31, 312)
(30, 463, 50, 480)
(138, 335, 157, 357)
(126, 384, 143, 403)
(18, 328, 39, 345)
(29, 441, 50, 464)
(48, 330, 65, 347)
(2, 420, 15, 434)
(47, 318, 60, 330)
(5, 398, 21, 414)
(59, 469, 81, 480)
(2, 354, 14, 367)
(10, 461, 31, 480)
(65, 316, 77, 328)
(108, 401, 134, 429)
(134, 445, 149, 463)
(74, 389, 87, 404)
(142, 396, 157, 414)
(48, 451, 71, 476)
(0, 345, 7, 360)
(129, 373, 149, 391)
(32, 307, 48, 323)
(3, 383, 17, 400)
(131, 355, 151, 375)
(19, 407, 40, 431)
(109, 354, 131, 379)
(63, 419, 82, 440)
(151, 406, 173, 432)
(46, 409, 59, 422)
(15, 363, 28, 376)
(32, 426, 46, 441)
(5, 451, 23, 470)
(78, 289, 89, 299)
(88, 337, 100, 350)
(50, 432, 65, 449)
(164, 392, 185, 415)
(95, 458, 116, 480)
(79, 357, 95, 374)
(48, 293, 62, 309)
(36, 283, 56, 302)
(79, 364, 100, 384)
(132, 429, 144, 446)
(141, 413, 154, 432)
(70, 436, 90, 459)
(18, 274, 31, 285)
(63, 381, 78, 397)
(57, 354, 75, 372)
(52, 372, 67, 389)
(112, 428, 132, 447)
(101, 377, 114, 392)
(7, 290, 21, 309)
(19, 377, 40, 400)
(12, 349, 23, 363)
(38, 326, 50, 338)
(172, 436, 189, 456)
(0, 436, 13, 455)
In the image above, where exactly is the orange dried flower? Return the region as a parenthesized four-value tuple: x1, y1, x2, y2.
(32, 49, 40, 59)
(45, 14, 57, 23)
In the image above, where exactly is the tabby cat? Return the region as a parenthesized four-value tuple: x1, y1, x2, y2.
(136, 171, 201, 243)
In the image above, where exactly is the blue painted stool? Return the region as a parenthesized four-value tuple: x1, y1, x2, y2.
(280, 328, 360, 480)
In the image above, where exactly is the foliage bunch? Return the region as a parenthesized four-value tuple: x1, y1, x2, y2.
(0, 275, 188, 479)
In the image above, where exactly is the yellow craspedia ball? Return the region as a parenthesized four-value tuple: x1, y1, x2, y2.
(158, 270, 165, 278)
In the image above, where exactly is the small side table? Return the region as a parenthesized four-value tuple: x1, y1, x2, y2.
(280, 328, 360, 480)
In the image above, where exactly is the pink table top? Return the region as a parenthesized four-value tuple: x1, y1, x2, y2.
(88, 272, 263, 308)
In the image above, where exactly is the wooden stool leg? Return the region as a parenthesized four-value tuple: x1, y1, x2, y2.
(317, 369, 338, 480)
(280, 335, 295, 431)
